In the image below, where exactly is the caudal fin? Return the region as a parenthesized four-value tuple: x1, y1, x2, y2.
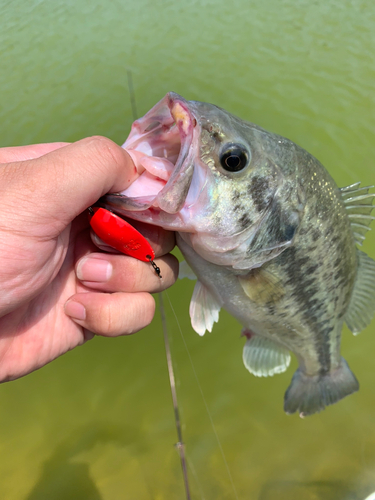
(284, 358, 359, 417)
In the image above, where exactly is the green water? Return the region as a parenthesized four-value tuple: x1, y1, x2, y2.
(1, 0, 375, 498)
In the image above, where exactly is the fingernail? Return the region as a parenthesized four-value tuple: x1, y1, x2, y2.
(76, 256, 112, 282)
(65, 300, 86, 321)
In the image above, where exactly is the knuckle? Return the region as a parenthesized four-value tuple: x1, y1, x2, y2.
(118, 264, 139, 293)
(127, 293, 155, 333)
(152, 226, 165, 251)
(96, 297, 119, 334)
(115, 259, 157, 293)
(85, 136, 126, 171)
(141, 294, 156, 324)
(158, 255, 179, 288)
(103, 302, 116, 333)
(169, 255, 180, 281)
(147, 227, 176, 257)
(86, 292, 156, 336)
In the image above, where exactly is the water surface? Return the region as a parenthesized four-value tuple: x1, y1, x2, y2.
(1, 1, 375, 498)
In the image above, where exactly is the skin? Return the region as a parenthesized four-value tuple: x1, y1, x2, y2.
(107, 93, 364, 414)
(0, 137, 178, 382)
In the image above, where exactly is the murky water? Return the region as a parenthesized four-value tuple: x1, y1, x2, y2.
(1, 0, 375, 498)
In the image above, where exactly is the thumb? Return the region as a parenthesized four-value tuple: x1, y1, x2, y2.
(0, 142, 69, 163)
(1, 136, 137, 232)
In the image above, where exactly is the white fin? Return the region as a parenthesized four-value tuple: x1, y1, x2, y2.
(345, 249, 375, 335)
(189, 281, 221, 336)
(178, 260, 196, 280)
(242, 335, 291, 377)
(340, 183, 375, 245)
(284, 357, 359, 417)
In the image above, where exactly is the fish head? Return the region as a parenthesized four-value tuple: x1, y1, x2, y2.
(104, 93, 305, 269)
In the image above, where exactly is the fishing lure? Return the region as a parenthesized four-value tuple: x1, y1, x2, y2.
(88, 206, 162, 278)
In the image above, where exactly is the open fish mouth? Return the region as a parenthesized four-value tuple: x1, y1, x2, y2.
(104, 92, 203, 226)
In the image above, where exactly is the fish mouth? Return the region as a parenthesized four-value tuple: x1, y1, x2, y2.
(103, 92, 202, 227)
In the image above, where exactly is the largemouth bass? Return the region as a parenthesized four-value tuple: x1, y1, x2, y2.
(104, 93, 375, 417)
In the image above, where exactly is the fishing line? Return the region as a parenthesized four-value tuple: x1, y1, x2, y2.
(158, 292, 192, 500)
(126, 71, 192, 499)
(126, 70, 138, 125)
(185, 453, 207, 500)
(166, 291, 240, 500)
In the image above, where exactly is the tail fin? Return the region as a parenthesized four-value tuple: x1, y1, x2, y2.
(284, 358, 359, 417)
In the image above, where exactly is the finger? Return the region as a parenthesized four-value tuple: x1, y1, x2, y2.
(123, 220, 176, 257)
(75, 252, 179, 293)
(1, 136, 138, 231)
(64, 291, 155, 336)
(90, 222, 176, 258)
(0, 142, 69, 163)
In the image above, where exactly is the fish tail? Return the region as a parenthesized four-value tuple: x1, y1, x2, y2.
(283, 358, 359, 417)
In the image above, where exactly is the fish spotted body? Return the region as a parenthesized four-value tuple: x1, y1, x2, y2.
(104, 93, 375, 416)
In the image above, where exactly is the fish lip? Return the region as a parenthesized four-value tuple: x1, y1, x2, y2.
(103, 92, 199, 217)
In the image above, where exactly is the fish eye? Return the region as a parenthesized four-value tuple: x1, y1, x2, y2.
(220, 144, 249, 172)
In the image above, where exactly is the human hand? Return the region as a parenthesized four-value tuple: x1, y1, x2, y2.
(0, 137, 178, 381)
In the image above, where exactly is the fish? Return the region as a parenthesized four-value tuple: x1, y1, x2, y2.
(103, 92, 375, 417)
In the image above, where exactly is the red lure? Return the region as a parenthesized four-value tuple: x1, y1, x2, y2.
(88, 207, 161, 277)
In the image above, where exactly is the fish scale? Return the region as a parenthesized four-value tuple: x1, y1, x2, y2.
(103, 92, 375, 417)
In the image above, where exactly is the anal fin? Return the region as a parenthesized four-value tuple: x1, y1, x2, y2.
(345, 249, 375, 334)
(242, 332, 291, 377)
(189, 281, 221, 336)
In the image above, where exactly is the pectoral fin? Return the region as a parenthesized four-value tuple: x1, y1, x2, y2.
(189, 281, 221, 336)
(238, 266, 285, 305)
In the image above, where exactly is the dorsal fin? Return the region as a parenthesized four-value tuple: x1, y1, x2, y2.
(340, 183, 375, 245)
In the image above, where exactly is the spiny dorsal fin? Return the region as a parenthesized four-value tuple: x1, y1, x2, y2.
(242, 333, 291, 377)
(340, 183, 375, 246)
(345, 249, 375, 335)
